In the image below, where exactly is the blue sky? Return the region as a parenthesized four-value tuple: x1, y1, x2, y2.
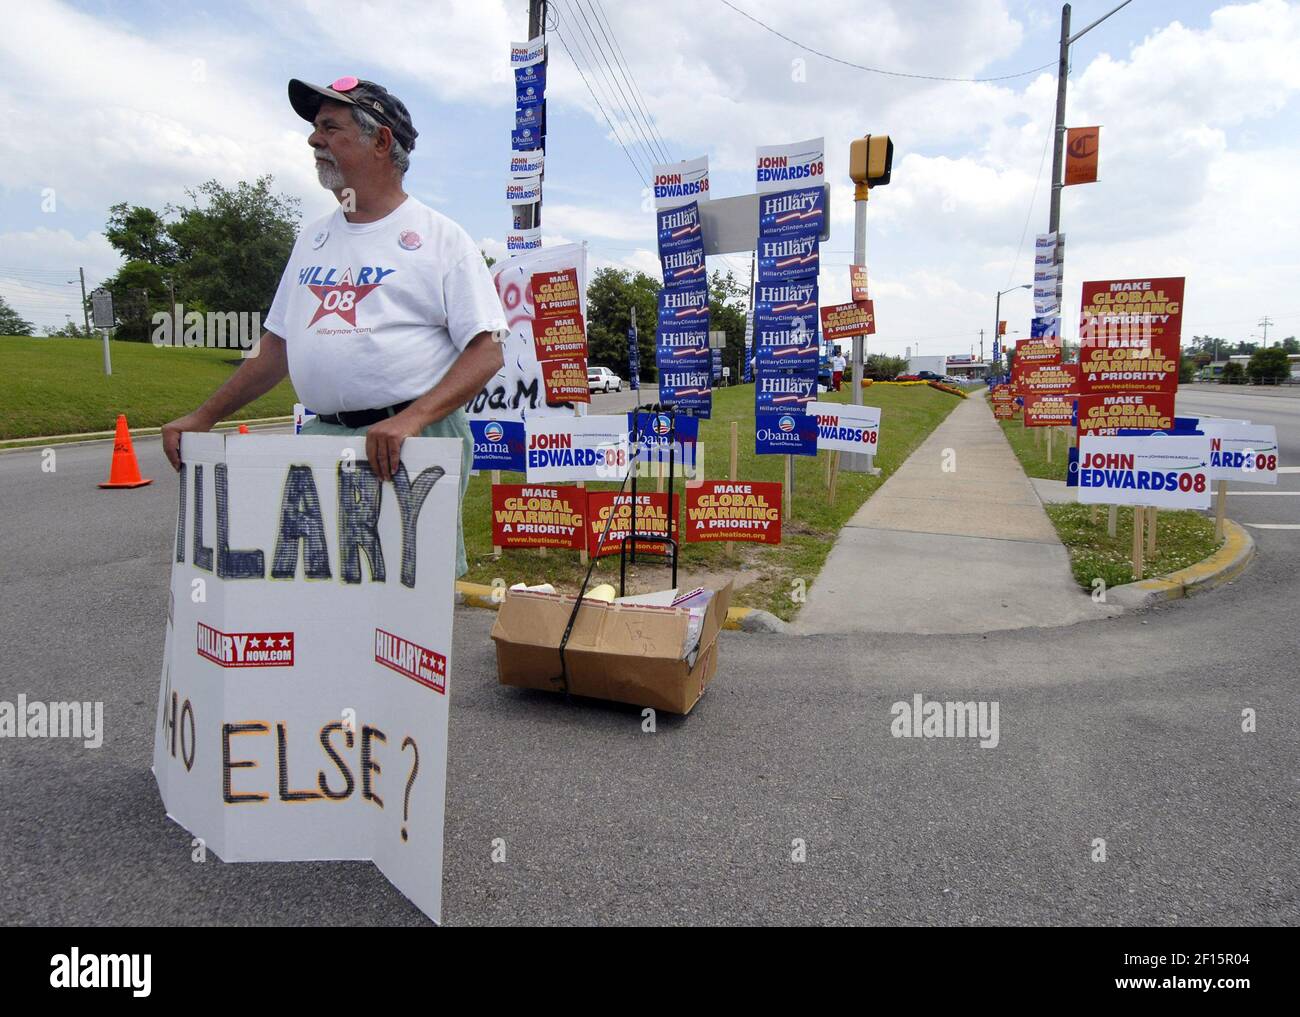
(3, 0, 1298, 352)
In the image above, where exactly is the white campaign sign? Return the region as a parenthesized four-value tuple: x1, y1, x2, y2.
(154, 434, 459, 924)
(652, 155, 710, 209)
(524, 415, 629, 482)
(470, 243, 586, 421)
(756, 137, 825, 194)
(808, 401, 881, 455)
(1077, 435, 1212, 509)
(1201, 420, 1280, 484)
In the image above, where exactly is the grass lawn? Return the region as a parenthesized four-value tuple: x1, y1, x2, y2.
(992, 397, 1222, 588)
(462, 382, 965, 620)
(0, 336, 299, 440)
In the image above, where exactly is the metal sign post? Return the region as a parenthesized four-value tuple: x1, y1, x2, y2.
(91, 287, 115, 376)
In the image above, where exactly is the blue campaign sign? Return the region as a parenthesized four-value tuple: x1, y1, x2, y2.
(1066, 446, 1079, 487)
(1031, 315, 1061, 339)
(470, 419, 526, 472)
(758, 186, 825, 240)
(757, 234, 820, 282)
(627, 325, 640, 390)
(511, 125, 542, 151)
(754, 317, 819, 372)
(515, 65, 546, 107)
(756, 409, 818, 456)
(629, 411, 699, 471)
(711, 347, 723, 382)
(660, 244, 707, 290)
(657, 284, 710, 332)
(656, 344, 710, 379)
(755, 277, 817, 320)
(657, 202, 703, 258)
(755, 369, 817, 412)
(515, 105, 544, 133)
(657, 370, 713, 418)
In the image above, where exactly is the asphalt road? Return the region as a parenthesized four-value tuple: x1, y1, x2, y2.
(0, 395, 1296, 926)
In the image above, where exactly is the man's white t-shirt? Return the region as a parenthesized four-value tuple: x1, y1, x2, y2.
(265, 196, 507, 414)
(833, 355, 846, 371)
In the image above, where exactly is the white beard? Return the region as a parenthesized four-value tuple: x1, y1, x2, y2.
(316, 158, 345, 191)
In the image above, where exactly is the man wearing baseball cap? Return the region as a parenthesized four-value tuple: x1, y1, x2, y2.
(162, 76, 507, 577)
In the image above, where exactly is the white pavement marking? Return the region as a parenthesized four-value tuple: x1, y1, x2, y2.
(1244, 523, 1300, 530)
(1277, 467, 1300, 473)
(1226, 491, 1300, 495)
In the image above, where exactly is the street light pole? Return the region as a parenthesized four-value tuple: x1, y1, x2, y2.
(996, 283, 1032, 372)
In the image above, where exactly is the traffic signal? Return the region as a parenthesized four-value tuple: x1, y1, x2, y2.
(849, 134, 894, 187)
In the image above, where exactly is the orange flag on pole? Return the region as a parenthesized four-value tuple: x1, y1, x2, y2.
(1065, 126, 1100, 185)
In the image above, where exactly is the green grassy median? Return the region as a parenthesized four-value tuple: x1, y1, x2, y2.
(0, 336, 298, 439)
(994, 399, 1222, 588)
(463, 383, 964, 619)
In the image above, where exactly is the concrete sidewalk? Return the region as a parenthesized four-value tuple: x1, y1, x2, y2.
(796, 396, 1118, 634)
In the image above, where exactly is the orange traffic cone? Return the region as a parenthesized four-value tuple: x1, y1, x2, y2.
(238, 423, 250, 434)
(99, 414, 152, 489)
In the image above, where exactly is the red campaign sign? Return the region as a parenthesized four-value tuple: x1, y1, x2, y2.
(491, 484, 587, 550)
(541, 358, 591, 404)
(1023, 393, 1075, 428)
(585, 491, 678, 558)
(850, 264, 869, 302)
(530, 268, 581, 320)
(991, 383, 1014, 401)
(685, 481, 783, 545)
(1015, 337, 1062, 365)
(1079, 277, 1185, 345)
(1078, 337, 1181, 396)
(1076, 392, 1177, 436)
(374, 628, 447, 695)
(1019, 362, 1079, 394)
(820, 300, 875, 341)
(196, 624, 294, 668)
(993, 401, 1018, 420)
(533, 312, 587, 360)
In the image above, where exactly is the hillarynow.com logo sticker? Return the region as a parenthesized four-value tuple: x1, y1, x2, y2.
(375, 628, 447, 694)
(197, 623, 294, 667)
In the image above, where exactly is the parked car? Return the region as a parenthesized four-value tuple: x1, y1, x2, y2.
(587, 366, 622, 393)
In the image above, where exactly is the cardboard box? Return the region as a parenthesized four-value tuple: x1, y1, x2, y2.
(491, 581, 733, 714)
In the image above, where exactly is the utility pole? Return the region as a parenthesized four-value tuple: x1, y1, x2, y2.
(979, 329, 984, 363)
(1258, 315, 1273, 346)
(78, 267, 91, 337)
(524, 0, 547, 234)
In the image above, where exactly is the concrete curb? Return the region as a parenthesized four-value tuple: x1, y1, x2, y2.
(1107, 520, 1255, 610)
(453, 581, 789, 633)
(0, 416, 294, 453)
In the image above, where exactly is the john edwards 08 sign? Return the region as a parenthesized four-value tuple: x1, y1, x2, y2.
(807, 401, 880, 455)
(524, 416, 629, 483)
(685, 481, 782, 544)
(491, 484, 586, 550)
(756, 137, 825, 194)
(652, 155, 710, 210)
(1201, 420, 1280, 484)
(1076, 435, 1212, 509)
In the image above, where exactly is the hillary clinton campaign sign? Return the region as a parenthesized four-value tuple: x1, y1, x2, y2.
(154, 434, 460, 924)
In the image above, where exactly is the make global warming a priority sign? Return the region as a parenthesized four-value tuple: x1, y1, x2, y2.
(586, 492, 679, 557)
(1076, 435, 1212, 509)
(491, 484, 586, 549)
(155, 434, 459, 924)
(1080, 277, 1185, 344)
(807, 401, 881, 455)
(1076, 393, 1176, 437)
(819, 301, 875, 341)
(685, 481, 783, 544)
(1079, 337, 1181, 396)
(1023, 394, 1075, 428)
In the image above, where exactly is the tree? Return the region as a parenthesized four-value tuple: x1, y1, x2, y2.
(1247, 347, 1291, 384)
(43, 320, 95, 337)
(1281, 336, 1298, 353)
(0, 294, 35, 336)
(1221, 360, 1245, 384)
(585, 266, 660, 379)
(1179, 357, 1197, 383)
(708, 269, 749, 383)
(104, 202, 178, 267)
(100, 259, 170, 342)
(167, 177, 300, 319)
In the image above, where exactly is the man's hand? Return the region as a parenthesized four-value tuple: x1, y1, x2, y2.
(162, 410, 217, 472)
(365, 409, 427, 482)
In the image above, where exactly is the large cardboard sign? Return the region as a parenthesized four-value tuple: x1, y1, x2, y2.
(471, 244, 586, 420)
(808, 401, 881, 455)
(1076, 393, 1175, 437)
(155, 434, 459, 924)
(491, 484, 587, 549)
(1080, 277, 1185, 345)
(685, 481, 783, 544)
(1078, 336, 1181, 395)
(1076, 435, 1212, 508)
(1023, 393, 1075, 428)
(585, 492, 678, 557)
(524, 416, 629, 483)
(1202, 421, 1280, 484)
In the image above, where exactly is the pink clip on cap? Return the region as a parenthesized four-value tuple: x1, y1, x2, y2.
(331, 76, 359, 92)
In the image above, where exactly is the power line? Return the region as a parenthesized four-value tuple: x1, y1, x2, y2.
(551, 22, 649, 187)
(716, 0, 1057, 83)
(588, 0, 674, 164)
(572, 0, 666, 165)
(1005, 109, 1056, 289)
(557, 0, 659, 180)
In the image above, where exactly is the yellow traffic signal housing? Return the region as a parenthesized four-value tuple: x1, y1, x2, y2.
(849, 134, 894, 186)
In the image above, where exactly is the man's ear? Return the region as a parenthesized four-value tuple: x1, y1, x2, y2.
(373, 124, 394, 160)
